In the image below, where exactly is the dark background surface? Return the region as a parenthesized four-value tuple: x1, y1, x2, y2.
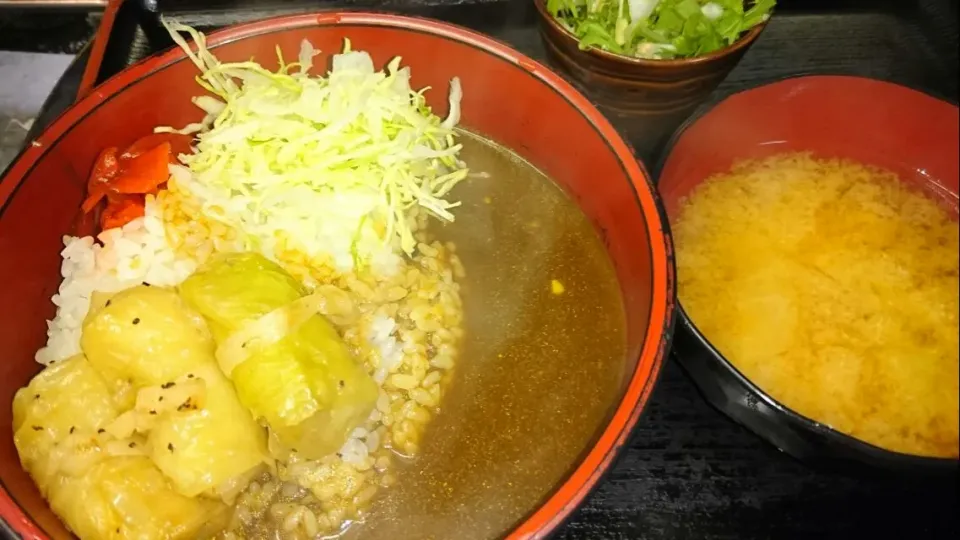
(2, 1, 959, 539)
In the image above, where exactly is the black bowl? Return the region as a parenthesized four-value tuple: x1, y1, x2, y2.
(657, 75, 960, 478)
(672, 310, 957, 478)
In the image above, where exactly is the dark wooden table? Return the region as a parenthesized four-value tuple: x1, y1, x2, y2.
(559, 361, 959, 540)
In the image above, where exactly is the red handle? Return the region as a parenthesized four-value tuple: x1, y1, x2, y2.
(75, 0, 124, 103)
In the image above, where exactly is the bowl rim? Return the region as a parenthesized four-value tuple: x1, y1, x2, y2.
(655, 73, 960, 467)
(532, 0, 768, 67)
(0, 11, 676, 540)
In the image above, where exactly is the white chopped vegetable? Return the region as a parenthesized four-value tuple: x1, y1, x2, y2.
(192, 95, 225, 116)
(297, 39, 318, 74)
(628, 0, 660, 21)
(441, 77, 462, 129)
(159, 17, 469, 265)
(701, 2, 724, 20)
(615, 0, 630, 46)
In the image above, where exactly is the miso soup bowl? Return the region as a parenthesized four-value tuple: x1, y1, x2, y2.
(658, 75, 959, 477)
(0, 12, 675, 540)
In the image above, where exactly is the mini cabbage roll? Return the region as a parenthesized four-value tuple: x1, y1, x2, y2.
(79, 285, 268, 498)
(80, 285, 213, 386)
(13, 355, 120, 495)
(146, 363, 269, 498)
(49, 456, 226, 540)
(179, 252, 378, 459)
(13, 356, 226, 539)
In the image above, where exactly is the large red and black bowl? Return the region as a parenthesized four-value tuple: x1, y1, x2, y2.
(0, 12, 674, 540)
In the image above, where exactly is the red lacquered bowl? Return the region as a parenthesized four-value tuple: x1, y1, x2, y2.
(0, 12, 674, 540)
(658, 75, 959, 475)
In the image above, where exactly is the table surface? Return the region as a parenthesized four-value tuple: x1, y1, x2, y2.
(559, 361, 958, 540)
(0, 52, 74, 171)
(1, 1, 958, 539)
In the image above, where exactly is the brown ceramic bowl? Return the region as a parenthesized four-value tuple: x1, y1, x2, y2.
(0, 12, 674, 540)
(533, 0, 767, 153)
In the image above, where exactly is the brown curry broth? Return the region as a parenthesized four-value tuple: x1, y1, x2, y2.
(353, 133, 627, 539)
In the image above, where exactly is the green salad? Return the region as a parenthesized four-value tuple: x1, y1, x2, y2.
(546, 0, 775, 59)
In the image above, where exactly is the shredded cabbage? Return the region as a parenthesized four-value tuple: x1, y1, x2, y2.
(160, 18, 468, 262)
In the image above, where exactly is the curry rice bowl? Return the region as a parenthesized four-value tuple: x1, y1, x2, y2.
(36, 189, 465, 539)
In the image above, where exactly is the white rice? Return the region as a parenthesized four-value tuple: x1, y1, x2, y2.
(35, 197, 196, 365)
(36, 193, 408, 370)
(338, 437, 369, 465)
(333, 314, 405, 459)
(369, 315, 403, 384)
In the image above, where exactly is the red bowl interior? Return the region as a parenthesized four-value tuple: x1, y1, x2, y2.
(659, 76, 960, 219)
(0, 12, 673, 539)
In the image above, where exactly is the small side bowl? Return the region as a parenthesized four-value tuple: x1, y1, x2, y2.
(657, 75, 959, 476)
(533, 0, 767, 153)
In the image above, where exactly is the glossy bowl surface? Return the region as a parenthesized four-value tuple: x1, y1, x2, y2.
(658, 75, 959, 475)
(0, 12, 674, 540)
(533, 0, 767, 153)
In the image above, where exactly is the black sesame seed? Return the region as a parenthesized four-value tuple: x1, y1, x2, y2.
(158, 396, 164, 402)
(34, 393, 40, 400)
(161, 382, 175, 389)
(31, 425, 43, 431)
(187, 373, 194, 379)
(69, 426, 75, 434)
(128, 442, 136, 448)
(168, 443, 175, 452)
(142, 282, 151, 287)
(338, 380, 345, 389)
(132, 317, 141, 325)
(105, 300, 112, 307)
(241, 341, 248, 349)
(149, 410, 157, 415)
(97, 428, 106, 434)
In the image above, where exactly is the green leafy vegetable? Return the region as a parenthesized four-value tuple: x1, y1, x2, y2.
(546, 0, 775, 59)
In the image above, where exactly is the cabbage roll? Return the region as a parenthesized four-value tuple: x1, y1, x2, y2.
(49, 456, 226, 540)
(179, 252, 378, 459)
(13, 356, 226, 539)
(13, 355, 120, 495)
(80, 285, 268, 498)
